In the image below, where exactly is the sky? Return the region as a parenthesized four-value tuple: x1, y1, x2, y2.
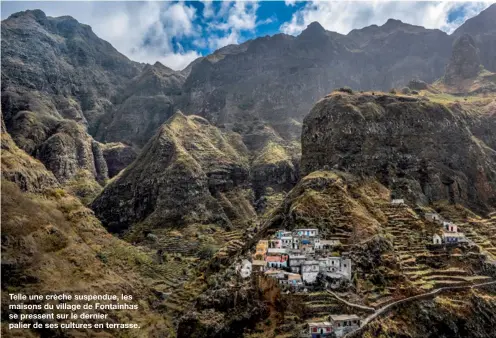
(1, 1, 493, 70)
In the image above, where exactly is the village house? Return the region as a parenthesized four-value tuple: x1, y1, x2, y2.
(318, 257, 352, 279)
(281, 236, 293, 248)
(279, 273, 303, 288)
(253, 240, 268, 260)
(391, 199, 405, 206)
(269, 239, 282, 249)
(308, 322, 333, 338)
(328, 314, 361, 337)
(425, 212, 442, 223)
(267, 248, 288, 255)
(315, 239, 341, 250)
(288, 254, 306, 273)
(266, 255, 289, 268)
(301, 239, 315, 253)
(275, 230, 292, 239)
(293, 228, 319, 237)
(442, 232, 466, 244)
(264, 269, 286, 281)
(443, 221, 458, 233)
(292, 237, 300, 250)
(302, 260, 320, 283)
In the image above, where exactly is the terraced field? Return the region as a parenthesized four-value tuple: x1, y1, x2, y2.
(380, 204, 492, 295)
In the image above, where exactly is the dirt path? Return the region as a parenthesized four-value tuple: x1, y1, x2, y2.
(326, 290, 375, 312)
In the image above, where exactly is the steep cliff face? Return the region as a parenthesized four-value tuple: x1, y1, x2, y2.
(95, 62, 186, 147)
(444, 34, 481, 85)
(301, 92, 496, 211)
(1, 117, 59, 192)
(453, 4, 496, 73)
(92, 112, 254, 233)
(1, 9, 141, 129)
(100, 142, 138, 178)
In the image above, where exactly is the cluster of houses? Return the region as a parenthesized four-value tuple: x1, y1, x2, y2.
(238, 228, 352, 290)
(308, 314, 361, 338)
(426, 212, 467, 245)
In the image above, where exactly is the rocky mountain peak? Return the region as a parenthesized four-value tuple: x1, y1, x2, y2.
(305, 21, 326, 33)
(444, 33, 481, 84)
(384, 18, 404, 27)
(299, 21, 327, 39)
(7, 9, 47, 21)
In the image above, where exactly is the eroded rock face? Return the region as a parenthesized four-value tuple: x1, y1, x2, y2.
(35, 120, 108, 184)
(92, 112, 254, 233)
(301, 92, 496, 211)
(1, 117, 59, 192)
(100, 142, 138, 178)
(444, 34, 481, 84)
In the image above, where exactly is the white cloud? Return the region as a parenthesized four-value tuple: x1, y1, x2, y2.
(281, 1, 491, 36)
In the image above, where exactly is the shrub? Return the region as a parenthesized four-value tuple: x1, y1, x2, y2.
(411, 90, 419, 95)
(337, 86, 354, 94)
(197, 245, 216, 260)
(390, 88, 397, 94)
(96, 252, 108, 264)
(401, 87, 411, 94)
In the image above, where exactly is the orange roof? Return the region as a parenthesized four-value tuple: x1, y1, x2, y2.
(266, 256, 287, 262)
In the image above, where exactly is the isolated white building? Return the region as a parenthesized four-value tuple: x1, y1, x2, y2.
(239, 260, 252, 278)
(391, 199, 405, 206)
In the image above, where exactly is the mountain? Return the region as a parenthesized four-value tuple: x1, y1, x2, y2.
(453, 4, 496, 72)
(1, 10, 142, 187)
(301, 90, 496, 212)
(4, 7, 495, 156)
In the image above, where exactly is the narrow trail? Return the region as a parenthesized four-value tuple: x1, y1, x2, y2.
(326, 290, 375, 312)
(342, 280, 496, 338)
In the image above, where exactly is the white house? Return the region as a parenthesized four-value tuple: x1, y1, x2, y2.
(432, 234, 442, 245)
(239, 259, 252, 278)
(425, 212, 442, 223)
(292, 237, 300, 250)
(315, 239, 341, 250)
(328, 315, 360, 337)
(293, 229, 319, 237)
(302, 260, 320, 284)
(267, 248, 288, 255)
(318, 257, 352, 279)
(281, 236, 293, 248)
(442, 232, 466, 243)
(391, 199, 405, 206)
(443, 222, 458, 233)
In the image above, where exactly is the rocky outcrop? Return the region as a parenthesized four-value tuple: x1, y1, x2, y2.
(453, 3, 496, 73)
(444, 34, 481, 84)
(92, 112, 254, 233)
(1, 117, 59, 192)
(95, 62, 186, 147)
(34, 119, 108, 184)
(100, 142, 138, 177)
(301, 92, 496, 211)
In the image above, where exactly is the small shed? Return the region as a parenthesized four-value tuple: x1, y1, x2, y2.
(432, 234, 442, 245)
